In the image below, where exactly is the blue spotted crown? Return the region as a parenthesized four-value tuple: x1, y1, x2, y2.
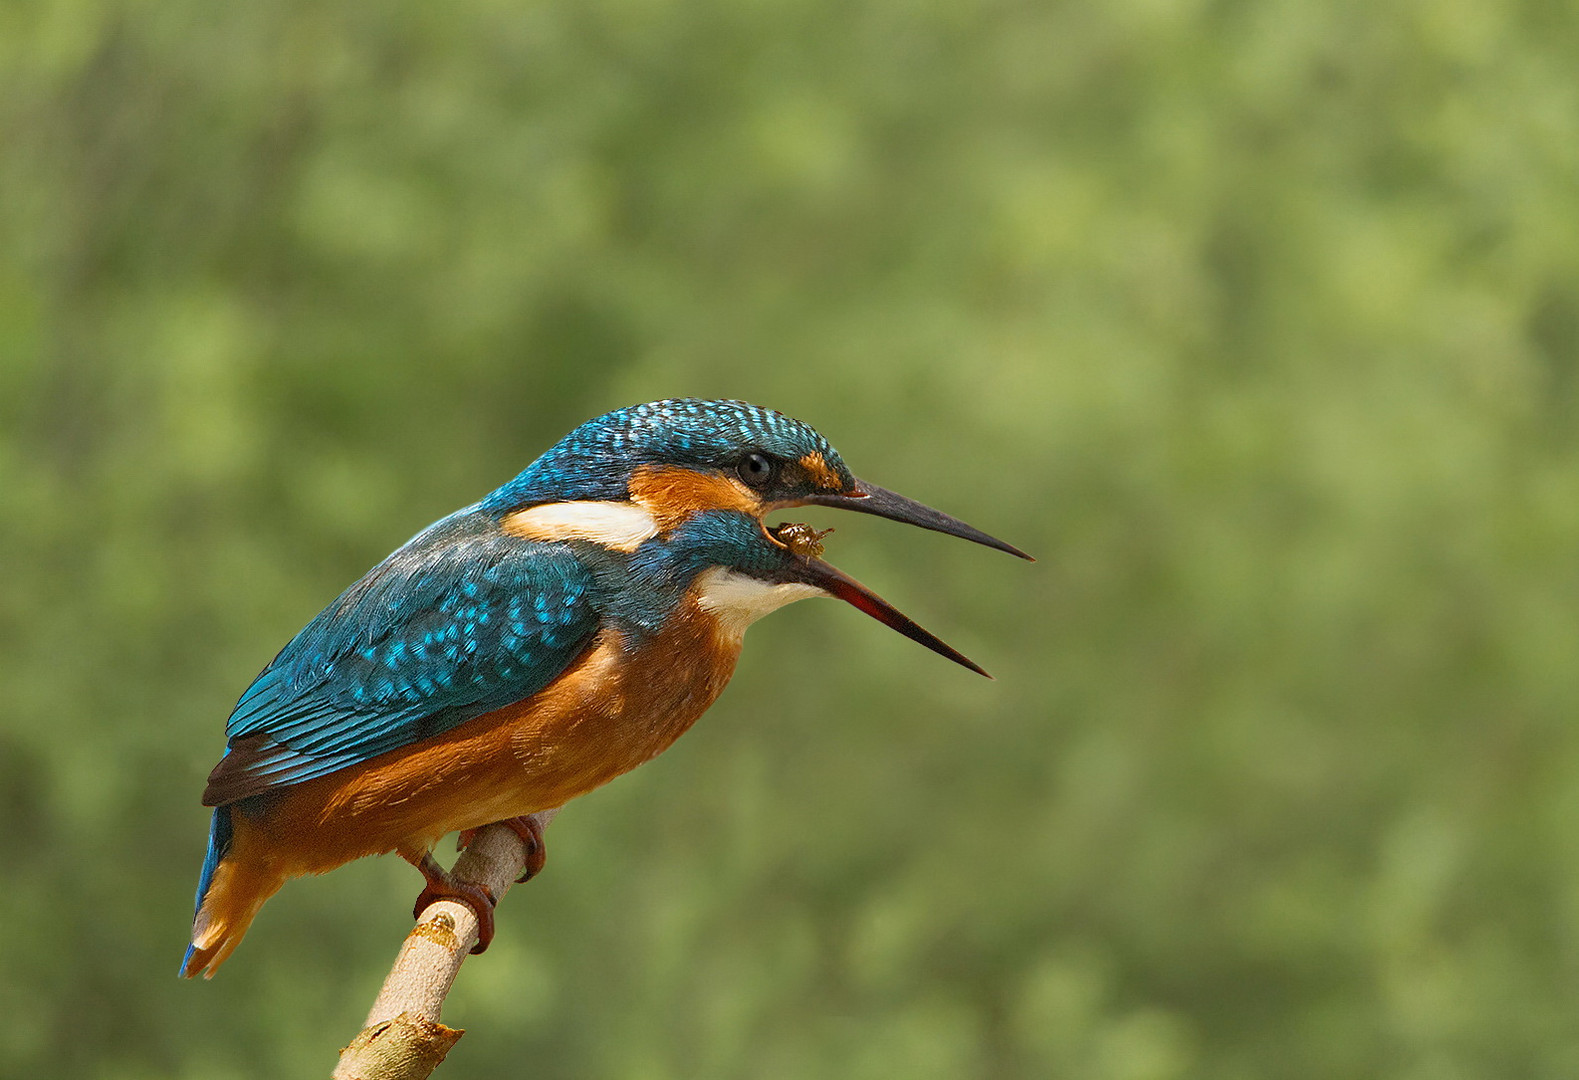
(480, 398, 849, 512)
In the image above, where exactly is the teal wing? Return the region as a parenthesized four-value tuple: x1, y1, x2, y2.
(202, 509, 600, 806)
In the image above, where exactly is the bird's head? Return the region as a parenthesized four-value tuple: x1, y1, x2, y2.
(483, 399, 1030, 675)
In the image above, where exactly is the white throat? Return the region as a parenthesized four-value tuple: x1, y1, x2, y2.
(693, 567, 825, 642)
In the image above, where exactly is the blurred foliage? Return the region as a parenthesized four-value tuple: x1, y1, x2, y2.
(4, 0, 1579, 1076)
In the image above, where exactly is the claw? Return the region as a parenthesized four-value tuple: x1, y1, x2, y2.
(454, 816, 547, 883)
(497, 816, 547, 883)
(412, 853, 500, 954)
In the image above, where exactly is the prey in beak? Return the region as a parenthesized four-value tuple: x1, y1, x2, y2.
(764, 482, 1028, 678)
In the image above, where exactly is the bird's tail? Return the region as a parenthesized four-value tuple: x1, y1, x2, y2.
(179, 806, 284, 979)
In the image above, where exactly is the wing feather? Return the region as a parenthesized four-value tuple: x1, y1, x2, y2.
(203, 509, 600, 806)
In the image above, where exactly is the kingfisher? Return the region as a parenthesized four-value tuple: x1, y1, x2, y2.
(182, 398, 1028, 978)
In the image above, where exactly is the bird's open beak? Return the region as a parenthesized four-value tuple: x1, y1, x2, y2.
(799, 480, 1033, 561)
(771, 478, 1028, 677)
(768, 539, 992, 678)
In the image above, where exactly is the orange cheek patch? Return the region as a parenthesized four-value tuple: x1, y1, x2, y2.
(628, 465, 762, 531)
(799, 452, 845, 491)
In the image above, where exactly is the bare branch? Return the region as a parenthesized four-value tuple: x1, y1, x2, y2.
(333, 809, 559, 1080)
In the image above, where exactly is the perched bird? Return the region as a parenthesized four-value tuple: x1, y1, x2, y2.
(182, 399, 1028, 978)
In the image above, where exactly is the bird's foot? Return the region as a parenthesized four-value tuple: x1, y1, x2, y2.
(413, 853, 498, 954)
(455, 815, 547, 884)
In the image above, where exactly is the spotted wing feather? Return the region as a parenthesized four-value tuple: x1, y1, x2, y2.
(203, 509, 600, 806)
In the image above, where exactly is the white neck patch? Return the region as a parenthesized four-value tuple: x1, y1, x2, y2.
(693, 567, 825, 641)
(502, 500, 660, 552)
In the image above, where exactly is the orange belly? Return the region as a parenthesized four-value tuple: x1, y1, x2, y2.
(235, 601, 741, 877)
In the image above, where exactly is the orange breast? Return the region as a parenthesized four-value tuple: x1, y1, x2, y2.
(242, 596, 743, 876)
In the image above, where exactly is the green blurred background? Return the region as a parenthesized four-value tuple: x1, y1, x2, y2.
(5, 1, 1579, 1076)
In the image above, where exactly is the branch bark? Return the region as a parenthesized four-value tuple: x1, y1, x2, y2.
(332, 809, 559, 1080)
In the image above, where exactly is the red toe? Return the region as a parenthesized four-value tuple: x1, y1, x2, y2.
(496, 816, 547, 883)
(412, 854, 500, 953)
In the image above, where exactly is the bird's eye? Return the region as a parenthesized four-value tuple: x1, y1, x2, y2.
(737, 452, 775, 487)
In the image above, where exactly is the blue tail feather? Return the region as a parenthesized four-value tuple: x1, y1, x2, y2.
(180, 806, 233, 977)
